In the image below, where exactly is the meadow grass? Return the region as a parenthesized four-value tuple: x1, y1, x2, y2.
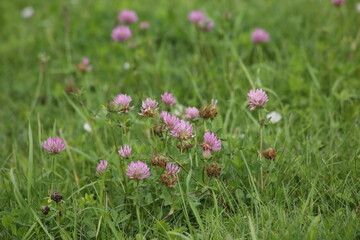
(0, 0, 359, 239)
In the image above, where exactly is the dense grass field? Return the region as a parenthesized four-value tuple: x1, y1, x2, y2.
(1, 0, 359, 239)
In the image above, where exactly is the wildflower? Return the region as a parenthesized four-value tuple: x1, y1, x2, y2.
(159, 111, 180, 130)
(188, 10, 214, 32)
(118, 145, 132, 158)
(170, 120, 194, 139)
(126, 161, 150, 179)
(202, 149, 212, 159)
(139, 98, 159, 117)
(151, 154, 168, 167)
(266, 111, 282, 124)
(206, 162, 221, 178)
(160, 163, 181, 187)
(77, 57, 92, 73)
(21, 6, 34, 19)
(247, 89, 268, 111)
(251, 29, 270, 43)
(166, 163, 180, 175)
(176, 140, 194, 152)
(96, 160, 109, 174)
(205, 21, 214, 31)
(262, 147, 277, 160)
(118, 10, 138, 23)
(196, 18, 214, 32)
(83, 122, 92, 132)
(42, 206, 50, 215)
(200, 132, 222, 152)
(123, 62, 130, 70)
(140, 21, 150, 30)
(185, 107, 200, 119)
(200, 99, 218, 119)
(161, 92, 176, 106)
(160, 173, 179, 188)
(152, 124, 164, 137)
(332, 0, 345, 6)
(113, 94, 134, 113)
(112, 26, 132, 42)
(43, 137, 66, 153)
(188, 10, 206, 23)
(50, 190, 63, 203)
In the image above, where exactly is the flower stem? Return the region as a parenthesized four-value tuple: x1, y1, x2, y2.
(99, 173, 106, 207)
(258, 111, 264, 192)
(111, 125, 128, 190)
(136, 180, 142, 233)
(50, 155, 56, 191)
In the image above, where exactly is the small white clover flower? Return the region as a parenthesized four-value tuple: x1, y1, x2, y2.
(266, 111, 282, 124)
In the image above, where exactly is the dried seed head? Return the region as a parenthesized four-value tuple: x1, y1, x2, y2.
(42, 206, 50, 215)
(152, 124, 164, 137)
(160, 173, 179, 188)
(50, 190, 63, 203)
(206, 162, 221, 178)
(176, 140, 194, 152)
(151, 154, 168, 167)
(106, 101, 119, 113)
(262, 147, 277, 160)
(200, 100, 218, 119)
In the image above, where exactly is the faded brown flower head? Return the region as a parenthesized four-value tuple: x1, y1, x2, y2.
(151, 154, 168, 167)
(152, 124, 164, 137)
(160, 173, 179, 188)
(176, 140, 194, 152)
(206, 162, 221, 178)
(106, 101, 120, 113)
(200, 100, 218, 119)
(50, 190, 63, 203)
(42, 206, 50, 215)
(262, 147, 277, 160)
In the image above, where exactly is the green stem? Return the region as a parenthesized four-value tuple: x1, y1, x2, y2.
(111, 125, 128, 190)
(51, 155, 56, 191)
(99, 173, 106, 207)
(136, 181, 142, 233)
(258, 111, 264, 192)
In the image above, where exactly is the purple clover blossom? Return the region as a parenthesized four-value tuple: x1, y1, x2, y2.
(188, 10, 214, 32)
(118, 10, 138, 23)
(170, 120, 194, 139)
(140, 21, 150, 30)
(113, 94, 134, 113)
(185, 107, 200, 119)
(118, 145, 132, 158)
(201, 132, 222, 152)
(247, 89, 268, 111)
(43, 137, 66, 153)
(139, 98, 159, 117)
(161, 92, 176, 106)
(159, 111, 180, 130)
(112, 26, 132, 42)
(166, 163, 180, 175)
(188, 10, 206, 23)
(126, 161, 150, 179)
(332, 0, 345, 6)
(251, 29, 270, 43)
(96, 160, 109, 174)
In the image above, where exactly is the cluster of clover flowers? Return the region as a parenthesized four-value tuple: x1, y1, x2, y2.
(101, 91, 224, 188)
(111, 9, 271, 44)
(42, 88, 273, 213)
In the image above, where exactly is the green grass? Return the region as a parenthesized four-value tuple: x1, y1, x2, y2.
(0, 0, 359, 239)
